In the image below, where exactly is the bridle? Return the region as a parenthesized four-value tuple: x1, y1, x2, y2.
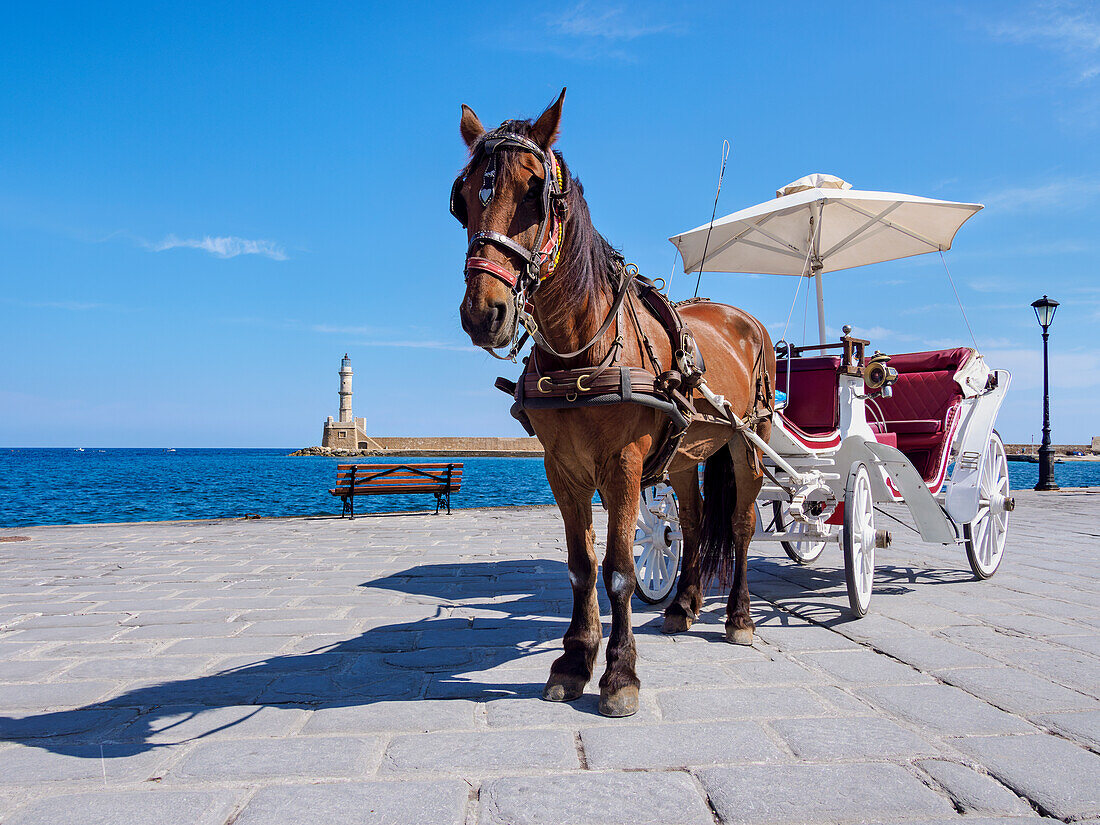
(452, 129, 635, 363)
(450, 131, 567, 298)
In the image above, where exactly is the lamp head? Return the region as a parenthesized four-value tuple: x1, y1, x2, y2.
(1031, 295, 1059, 330)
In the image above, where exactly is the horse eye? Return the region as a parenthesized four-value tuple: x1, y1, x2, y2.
(524, 178, 542, 201)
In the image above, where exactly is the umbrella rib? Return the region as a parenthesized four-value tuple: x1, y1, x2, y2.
(832, 200, 944, 251)
(818, 202, 904, 260)
(687, 212, 786, 271)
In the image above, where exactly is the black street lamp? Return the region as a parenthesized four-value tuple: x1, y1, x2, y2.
(1031, 295, 1059, 491)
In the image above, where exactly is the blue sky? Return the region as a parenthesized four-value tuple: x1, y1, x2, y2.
(2, 1, 1098, 447)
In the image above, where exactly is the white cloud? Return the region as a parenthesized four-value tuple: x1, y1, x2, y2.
(988, 2, 1100, 82)
(354, 339, 480, 353)
(149, 234, 287, 261)
(980, 177, 1100, 213)
(549, 3, 676, 41)
(6, 299, 115, 311)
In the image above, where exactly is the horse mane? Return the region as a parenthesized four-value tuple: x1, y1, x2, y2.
(461, 118, 624, 317)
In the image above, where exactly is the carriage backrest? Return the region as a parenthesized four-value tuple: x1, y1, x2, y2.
(875, 347, 973, 424)
(774, 355, 842, 434)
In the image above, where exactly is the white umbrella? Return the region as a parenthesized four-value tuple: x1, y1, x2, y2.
(670, 174, 982, 344)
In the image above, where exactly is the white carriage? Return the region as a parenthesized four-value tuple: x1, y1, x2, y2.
(633, 175, 1014, 616)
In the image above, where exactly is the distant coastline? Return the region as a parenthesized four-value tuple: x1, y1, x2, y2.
(289, 436, 544, 458)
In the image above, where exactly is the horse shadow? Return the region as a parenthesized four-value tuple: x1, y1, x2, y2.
(1, 559, 661, 758)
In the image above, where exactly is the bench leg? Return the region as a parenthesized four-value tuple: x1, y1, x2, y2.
(434, 493, 442, 515)
(342, 496, 351, 519)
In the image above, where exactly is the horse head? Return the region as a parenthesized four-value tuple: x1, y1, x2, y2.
(453, 89, 567, 350)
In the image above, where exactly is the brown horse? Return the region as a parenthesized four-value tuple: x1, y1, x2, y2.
(454, 90, 774, 717)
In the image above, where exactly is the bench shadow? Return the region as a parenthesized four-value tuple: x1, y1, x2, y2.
(0, 558, 607, 758)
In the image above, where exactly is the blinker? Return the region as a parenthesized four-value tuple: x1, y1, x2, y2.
(479, 155, 498, 207)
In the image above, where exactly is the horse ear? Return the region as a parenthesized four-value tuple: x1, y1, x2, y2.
(531, 87, 566, 150)
(460, 104, 485, 150)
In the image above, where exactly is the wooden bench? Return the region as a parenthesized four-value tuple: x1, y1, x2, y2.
(328, 463, 463, 517)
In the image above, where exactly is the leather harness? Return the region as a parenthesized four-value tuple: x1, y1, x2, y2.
(453, 130, 772, 485)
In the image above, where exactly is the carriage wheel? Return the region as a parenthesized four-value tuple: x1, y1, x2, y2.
(772, 501, 831, 565)
(633, 484, 682, 604)
(963, 432, 1010, 580)
(842, 462, 875, 617)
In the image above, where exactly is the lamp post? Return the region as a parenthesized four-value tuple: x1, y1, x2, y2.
(1031, 295, 1059, 491)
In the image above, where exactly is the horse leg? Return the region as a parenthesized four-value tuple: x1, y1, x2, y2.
(596, 450, 644, 717)
(662, 466, 704, 634)
(543, 469, 600, 703)
(726, 442, 763, 645)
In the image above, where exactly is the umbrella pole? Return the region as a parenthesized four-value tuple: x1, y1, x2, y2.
(814, 270, 827, 346)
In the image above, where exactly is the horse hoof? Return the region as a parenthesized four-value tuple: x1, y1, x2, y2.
(598, 685, 639, 717)
(725, 627, 754, 646)
(543, 678, 584, 703)
(661, 612, 694, 634)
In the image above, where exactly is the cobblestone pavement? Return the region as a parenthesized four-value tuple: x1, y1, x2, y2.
(1, 490, 1098, 824)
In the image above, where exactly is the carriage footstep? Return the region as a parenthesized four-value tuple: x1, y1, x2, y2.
(599, 686, 639, 717)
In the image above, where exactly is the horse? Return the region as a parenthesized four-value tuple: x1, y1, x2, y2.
(453, 89, 775, 717)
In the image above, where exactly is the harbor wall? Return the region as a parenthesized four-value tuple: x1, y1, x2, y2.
(291, 437, 544, 457)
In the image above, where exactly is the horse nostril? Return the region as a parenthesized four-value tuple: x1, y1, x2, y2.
(486, 301, 506, 332)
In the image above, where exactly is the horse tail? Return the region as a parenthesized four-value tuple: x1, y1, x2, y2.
(698, 443, 737, 587)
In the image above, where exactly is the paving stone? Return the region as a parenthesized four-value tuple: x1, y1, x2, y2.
(770, 715, 940, 759)
(581, 720, 783, 768)
(0, 742, 178, 785)
(0, 659, 67, 682)
(164, 735, 379, 782)
(484, 693, 663, 728)
(479, 771, 713, 825)
(117, 704, 308, 744)
(2, 790, 242, 825)
(658, 685, 832, 721)
(752, 623, 863, 652)
(871, 635, 1005, 673)
(383, 729, 577, 773)
(858, 684, 1036, 736)
(59, 656, 209, 681)
(1035, 709, 1100, 749)
(302, 700, 477, 734)
(233, 781, 468, 825)
(941, 667, 1099, 715)
(955, 733, 1100, 820)
(698, 762, 956, 823)
(0, 682, 117, 710)
(800, 649, 934, 685)
(0, 707, 138, 741)
(917, 759, 1035, 816)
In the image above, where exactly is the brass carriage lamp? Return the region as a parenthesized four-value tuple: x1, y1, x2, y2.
(1031, 295, 1059, 491)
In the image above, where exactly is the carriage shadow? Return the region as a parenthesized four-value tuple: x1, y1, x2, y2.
(745, 555, 975, 625)
(1, 559, 659, 758)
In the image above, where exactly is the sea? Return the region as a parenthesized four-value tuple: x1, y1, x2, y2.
(1, 448, 1097, 529)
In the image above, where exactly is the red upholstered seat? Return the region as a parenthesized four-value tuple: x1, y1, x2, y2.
(869, 348, 973, 482)
(775, 356, 841, 435)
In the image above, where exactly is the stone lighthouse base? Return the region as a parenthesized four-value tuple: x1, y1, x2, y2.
(320, 416, 370, 450)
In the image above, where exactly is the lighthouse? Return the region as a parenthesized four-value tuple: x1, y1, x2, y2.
(321, 353, 369, 450)
(338, 353, 353, 422)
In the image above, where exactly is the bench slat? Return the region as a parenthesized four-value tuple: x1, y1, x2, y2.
(336, 463, 463, 471)
(330, 485, 462, 497)
(331, 478, 463, 491)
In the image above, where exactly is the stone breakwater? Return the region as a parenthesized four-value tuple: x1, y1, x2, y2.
(290, 436, 544, 458)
